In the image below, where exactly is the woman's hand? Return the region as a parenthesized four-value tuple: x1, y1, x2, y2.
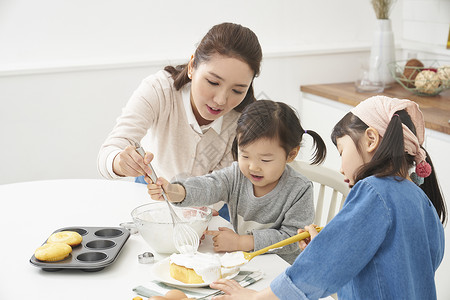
(147, 178, 186, 203)
(205, 228, 253, 252)
(112, 145, 153, 177)
(298, 224, 319, 250)
(210, 280, 278, 300)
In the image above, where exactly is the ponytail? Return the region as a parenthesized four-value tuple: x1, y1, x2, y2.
(164, 64, 191, 90)
(304, 130, 327, 165)
(420, 149, 447, 225)
(356, 111, 409, 181)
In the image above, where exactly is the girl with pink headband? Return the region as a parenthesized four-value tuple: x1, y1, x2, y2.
(211, 95, 447, 300)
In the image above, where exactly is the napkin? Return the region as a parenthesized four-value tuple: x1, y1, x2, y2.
(133, 269, 264, 299)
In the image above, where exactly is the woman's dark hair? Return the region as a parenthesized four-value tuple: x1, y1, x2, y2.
(231, 100, 326, 164)
(331, 111, 447, 225)
(164, 22, 262, 112)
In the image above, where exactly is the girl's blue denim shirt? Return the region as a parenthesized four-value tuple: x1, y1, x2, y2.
(271, 176, 445, 299)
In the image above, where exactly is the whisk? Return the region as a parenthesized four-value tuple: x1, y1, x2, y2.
(135, 142, 200, 254)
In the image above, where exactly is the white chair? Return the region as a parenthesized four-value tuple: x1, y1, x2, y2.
(289, 160, 350, 226)
(290, 160, 350, 300)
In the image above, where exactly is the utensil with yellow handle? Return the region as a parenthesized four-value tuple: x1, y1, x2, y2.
(221, 227, 323, 268)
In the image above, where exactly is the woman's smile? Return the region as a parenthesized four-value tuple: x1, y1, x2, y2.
(206, 104, 223, 115)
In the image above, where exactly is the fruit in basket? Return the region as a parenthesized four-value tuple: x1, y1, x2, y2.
(437, 65, 450, 88)
(415, 70, 440, 94)
(402, 58, 424, 87)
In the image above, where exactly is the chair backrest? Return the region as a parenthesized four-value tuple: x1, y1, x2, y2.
(289, 160, 350, 226)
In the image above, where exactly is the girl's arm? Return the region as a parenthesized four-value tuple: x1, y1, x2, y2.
(170, 163, 238, 207)
(270, 181, 391, 299)
(205, 228, 255, 252)
(147, 177, 186, 203)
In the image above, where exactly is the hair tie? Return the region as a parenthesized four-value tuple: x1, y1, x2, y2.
(410, 172, 424, 186)
(304, 130, 308, 134)
(393, 113, 399, 117)
(416, 161, 432, 177)
(411, 161, 432, 186)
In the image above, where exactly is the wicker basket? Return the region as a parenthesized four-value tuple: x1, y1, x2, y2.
(388, 60, 450, 96)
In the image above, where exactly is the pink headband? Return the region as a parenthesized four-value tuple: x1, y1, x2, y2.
(351, 96, 431, 179)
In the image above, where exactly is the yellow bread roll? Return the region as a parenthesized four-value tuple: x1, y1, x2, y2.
(34, 242, 72, 262)
(47, 231, 82, 247)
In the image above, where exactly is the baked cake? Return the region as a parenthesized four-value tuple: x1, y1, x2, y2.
(169, 252, 222, 284)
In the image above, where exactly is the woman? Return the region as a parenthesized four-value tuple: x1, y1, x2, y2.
(97, 23, 262, 190)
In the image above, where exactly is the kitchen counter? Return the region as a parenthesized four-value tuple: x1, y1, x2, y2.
(300, 82, 450, 135)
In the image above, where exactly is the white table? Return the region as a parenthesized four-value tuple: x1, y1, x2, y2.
(0, 179, 300, 299)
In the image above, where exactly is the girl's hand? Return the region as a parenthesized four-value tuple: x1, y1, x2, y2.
(147, 178, 186, 203)
(210, 279, 258, 299)
(112, 145, 153, 177)
(205, 228, 253, 252)
(298, 224, 319, 250)
(205, 227, 239, 252)
(147, 177, 170, 201)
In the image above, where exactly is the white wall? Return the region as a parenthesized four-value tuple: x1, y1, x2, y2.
(0, 0, 384, 70)
(402, 0, 450, 47)
(1, 0, 392, 184)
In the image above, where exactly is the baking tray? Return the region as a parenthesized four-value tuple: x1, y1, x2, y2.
(30, 226, 130, 272)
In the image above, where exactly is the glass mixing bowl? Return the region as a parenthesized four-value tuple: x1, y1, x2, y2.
(131, 202, 212, 254)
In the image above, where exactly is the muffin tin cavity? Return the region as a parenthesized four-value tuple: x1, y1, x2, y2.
(95, 228, 123, 238)
(86, 240, 116, 250)
(63, 228, 88, 236)
(30, 226, 130, 272)
(77, 252, 108, 262)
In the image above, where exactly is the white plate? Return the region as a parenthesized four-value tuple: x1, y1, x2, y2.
(151, 257, 239, 288)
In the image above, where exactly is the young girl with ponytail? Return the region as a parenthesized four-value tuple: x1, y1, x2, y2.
(210, 96, 446, 300)
(147, 100, 327, 264)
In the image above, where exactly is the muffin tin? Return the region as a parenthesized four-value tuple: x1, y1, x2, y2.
(30, 226, 130, 272)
